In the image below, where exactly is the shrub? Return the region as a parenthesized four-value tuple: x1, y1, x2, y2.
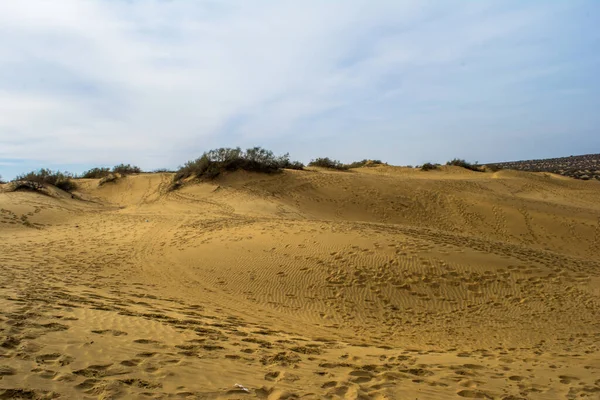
(446, 158, 483, 172)
(279, 160, 305, 170)
(308, 157, 349, 170)
(346, 159, 385, 169)
(81, 167, 111, 179)
(421, 162, 440, 171)
(151, 168, 174, 173)
(0, 174, 5, 184)
(173, 147, 301, 185)
(112, 164, 142, 175)
(13, 169, 78, 192)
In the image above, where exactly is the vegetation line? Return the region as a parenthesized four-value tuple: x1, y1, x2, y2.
(2, 148, 598, 194)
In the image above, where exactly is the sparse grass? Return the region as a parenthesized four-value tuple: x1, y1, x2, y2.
(421, 163, 440, 171)
(13, 169, 78, 192)
(346, 159, 385, 169)
(172, 147, 302, 188)
(112, 164, 142, 175)
(308, 157, 349, 171)
(446, 158, 483, 172)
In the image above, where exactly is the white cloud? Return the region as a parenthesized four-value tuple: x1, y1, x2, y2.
(0, 0, 596, 173)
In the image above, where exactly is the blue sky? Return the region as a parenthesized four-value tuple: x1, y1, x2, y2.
(1, 0, 599, 180)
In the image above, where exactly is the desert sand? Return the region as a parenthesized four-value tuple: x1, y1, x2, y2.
(1, 166, 599, 399)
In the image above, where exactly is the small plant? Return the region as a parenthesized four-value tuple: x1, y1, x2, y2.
(81, 167, 111, 179)
(446, 158, 483, 172)
(346, 159, 385, 169)
(112, 164, 142, 175)
(13, 169, 78, 192)
(421, 163, 440, 171)
(308, 157, 349, 170)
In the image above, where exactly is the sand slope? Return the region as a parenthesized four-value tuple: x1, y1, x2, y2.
(1, 167, 599, 399)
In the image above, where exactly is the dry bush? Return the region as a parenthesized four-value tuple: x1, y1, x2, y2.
(446, 158, 483, 172)
(14, 169, 77, 192)
(308, 157, 349, 170)
(9, 180, 46, 193)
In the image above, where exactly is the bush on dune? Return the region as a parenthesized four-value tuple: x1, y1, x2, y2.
(420, 162, 440, 171)
(172, 147, 303, 186)
(0, 174, 5, 184)
(446, 158, 483, 172)
(81, 167, 111, 179)
(308, 157, 349, 171)
(13, 169, 78, 192)
(112, 164, 142, 175)
(82, 164, 143, 179)
(346, 159, 385, 169)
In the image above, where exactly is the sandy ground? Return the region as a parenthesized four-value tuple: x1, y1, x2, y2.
(1, 166, 599, 399)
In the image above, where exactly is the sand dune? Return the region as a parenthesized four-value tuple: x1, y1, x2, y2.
(1, 166, 599, 399)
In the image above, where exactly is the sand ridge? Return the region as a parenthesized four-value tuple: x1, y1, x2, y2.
(1, 167, 599, 399)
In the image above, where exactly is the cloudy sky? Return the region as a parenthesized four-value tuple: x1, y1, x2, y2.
(0, 0, 598, 179)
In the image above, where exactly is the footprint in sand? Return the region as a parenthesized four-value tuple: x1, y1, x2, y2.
(91, 329, 128, 336)
(0, 365, 16, 376)
(457, 389, 494, 398)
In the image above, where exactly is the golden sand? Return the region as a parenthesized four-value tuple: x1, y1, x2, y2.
(1, 166, 599, 399)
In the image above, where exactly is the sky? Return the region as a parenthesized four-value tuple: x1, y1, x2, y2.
(0, 0, 599, 180)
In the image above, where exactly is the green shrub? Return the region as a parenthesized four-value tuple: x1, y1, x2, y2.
(279, 160, 305, 170)
(81, 167, 111, 179)
(151, 168, 174, 173)
(421, 162, 440, 171)
(446, 158, 483, 172)
(14, 169, 78, 192)
(346, 159, 385, 169)
(112, 164, 142, 175)
(0, 174, 5, 184)
(173, 147, 301, 185)
(308, 157, 349, 170)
